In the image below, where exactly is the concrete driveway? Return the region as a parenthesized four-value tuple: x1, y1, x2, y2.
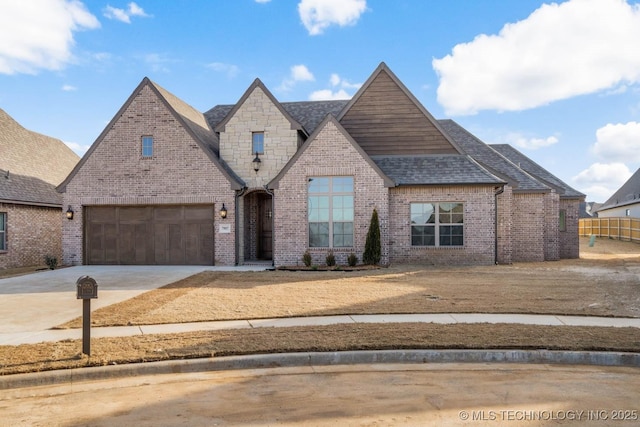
(0, 265, 260, 336)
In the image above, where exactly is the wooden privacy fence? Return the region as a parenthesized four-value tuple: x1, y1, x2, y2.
(579, 217, 640, 243)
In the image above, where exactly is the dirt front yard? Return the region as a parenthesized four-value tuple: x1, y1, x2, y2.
(58, 237, 640, 329)
(2, 237, 639, 376)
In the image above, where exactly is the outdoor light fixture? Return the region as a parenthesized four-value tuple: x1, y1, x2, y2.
(66, 205, 74, 220)
(219, 203, 228, 219)
(252, 152, 261, 172)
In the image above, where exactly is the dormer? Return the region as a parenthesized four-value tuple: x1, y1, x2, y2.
(215, 79, 306, 188)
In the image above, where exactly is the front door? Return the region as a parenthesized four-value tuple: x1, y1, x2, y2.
(258, 195, 273, 260)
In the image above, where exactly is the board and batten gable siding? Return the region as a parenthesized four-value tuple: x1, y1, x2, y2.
(339, 70, 459, 156)
(273, 119, 390, 267)
(388, 185, 497, 265)
(218, 86, 300, 189)
(62, 83, 236, 266)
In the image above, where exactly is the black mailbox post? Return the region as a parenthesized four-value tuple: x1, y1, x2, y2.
(76, 276, 98, 355)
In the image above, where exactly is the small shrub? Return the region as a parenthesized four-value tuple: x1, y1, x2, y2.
(347, 253, 358, 267)
(45, 255, 58, 270)
(311, 265, 318, 271)
(325, 250, 336, 267)
(302, 251, 312, 267)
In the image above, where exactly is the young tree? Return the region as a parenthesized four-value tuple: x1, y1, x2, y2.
(363, 208, 381, 265)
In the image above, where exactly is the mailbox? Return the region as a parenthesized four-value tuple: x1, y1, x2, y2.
(76, 276, 98, 299)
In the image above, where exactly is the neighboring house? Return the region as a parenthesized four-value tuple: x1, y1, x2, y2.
(579, 201, 602, 218)
(0, 109, 80, 269)
(596, 168, 640, 218)
(58, 63, 584, 267)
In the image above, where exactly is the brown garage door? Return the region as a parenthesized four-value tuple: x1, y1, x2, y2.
(85, 205, 214, 265)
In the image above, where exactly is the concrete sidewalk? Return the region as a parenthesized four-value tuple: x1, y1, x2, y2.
(2, 312, 640, 346)
(0, 265, 267, 336)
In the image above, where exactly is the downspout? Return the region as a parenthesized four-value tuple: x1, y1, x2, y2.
(234, 187, 247, 266)
(494, 185, 505, 264)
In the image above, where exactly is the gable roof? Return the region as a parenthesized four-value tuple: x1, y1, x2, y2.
(0, 169, 61, 207)
(205, 100, 348, 137)
(372, 155, 505, 186)
(337, 62, 463, 156)
(58, 78, 244, 192)
(0, 108, 79, 186)
(490, 143, 585, 199)
(598, 168, 640, 211)
(438, 119, 550, 193)
(268, 114, 395, 189)
(213, 79, 305, 135)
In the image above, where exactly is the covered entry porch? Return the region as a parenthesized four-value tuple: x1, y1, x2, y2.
(238, 189, 273, 265)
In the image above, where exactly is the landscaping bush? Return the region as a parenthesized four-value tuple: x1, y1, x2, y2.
(347, 252, 358, 267)
(325, 250, 336, 267)
(363, 208, 381, 265)
(302, 251, 312, 267)
(45, 255, 58, 270)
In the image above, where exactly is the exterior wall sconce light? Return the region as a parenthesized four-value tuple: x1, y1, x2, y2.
(66, 205, 74, 220)
(219, 203, 228, 219)
(252, 152, 261, 172)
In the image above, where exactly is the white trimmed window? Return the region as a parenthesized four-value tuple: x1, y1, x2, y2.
(308, 176, 354, 248)
(0, 212, 6, 251)
(142, 136, 153, 157)
(411, 202, 464, 247)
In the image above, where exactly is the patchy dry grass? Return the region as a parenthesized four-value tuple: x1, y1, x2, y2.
(2, 237, 639, 376)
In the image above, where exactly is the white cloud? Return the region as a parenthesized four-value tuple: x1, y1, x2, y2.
(206, 62, 239, 78)
(298, 0, 367, 35)
(64, 140, 91, 156)
(505, 133, 559, 150)
(62, 84, 77, 91)
(591, 122, 640, 162)
(433, 0, 640, 115)
(0, 0, 100, 75)
(572, 162, 632, 201)
(279, 64, 315, 91)
(308, 73, 361, 100)
(309, 89, 352, 100)
(142, 53, 175, 73)
(255, 0, 271, 3)
(104, 2, 150, 24)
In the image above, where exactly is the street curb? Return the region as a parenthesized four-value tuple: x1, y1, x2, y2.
(2, 349, 639, 390)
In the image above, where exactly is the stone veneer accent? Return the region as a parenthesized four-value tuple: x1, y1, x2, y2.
(61, 84, 236, 266)
(0, 203, 62, 269)
(388, 185, 497, 265)
(219, 87, 300, 188)
(273, 120, 389, 267)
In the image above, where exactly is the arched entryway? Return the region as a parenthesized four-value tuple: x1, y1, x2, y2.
(242, 190, 273, 263)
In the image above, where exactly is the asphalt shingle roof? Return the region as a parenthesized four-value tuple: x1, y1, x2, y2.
(598, 168, 640, 210)
(205, 100, 348, 136)
(0, 169, 61, 206)
(372, 155, 504, 186)
(490, 143, 585, 199)
(438, 119, 549, 192)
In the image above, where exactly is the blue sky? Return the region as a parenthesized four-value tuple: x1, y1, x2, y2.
(1, 0, 640, 203)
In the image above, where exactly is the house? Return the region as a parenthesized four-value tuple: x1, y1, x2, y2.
(58, 63, 584, 267)
(0, 109, 80, 269)
(596, 168, 640, 218)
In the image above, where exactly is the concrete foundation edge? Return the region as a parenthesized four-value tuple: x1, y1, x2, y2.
(2, 349, 639, 390)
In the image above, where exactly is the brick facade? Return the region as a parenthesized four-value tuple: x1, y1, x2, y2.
(0, 203, 62, 269)
(273, 120, 389, 267)
(559, 198, 581, 259)
(388, 185, 497, 265)
(61, 84, 236, 266)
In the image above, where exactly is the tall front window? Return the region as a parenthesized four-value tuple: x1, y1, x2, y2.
(142, 136, 153, 157)
(308, 176, 354, 248)
(411, 202, 463, 247)
(252, 132, 264, 154)
(0, 212, 6, 251)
